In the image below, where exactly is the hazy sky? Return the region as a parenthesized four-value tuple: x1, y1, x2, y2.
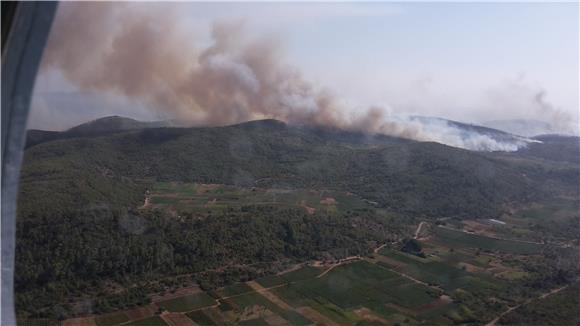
(30, 2, 579, 131)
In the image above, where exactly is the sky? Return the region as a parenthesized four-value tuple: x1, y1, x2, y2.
(30, 2, 579, 133)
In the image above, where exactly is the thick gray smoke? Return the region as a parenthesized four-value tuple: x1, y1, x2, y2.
(40, 2, 533, 151)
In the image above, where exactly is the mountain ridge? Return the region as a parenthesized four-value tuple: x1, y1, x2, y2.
(19, 116, 579, 221)
(26, 115, 532, 151)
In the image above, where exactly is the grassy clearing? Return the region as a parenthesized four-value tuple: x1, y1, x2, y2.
(157, 292, 216, 312)
(433, 227, 543, 255)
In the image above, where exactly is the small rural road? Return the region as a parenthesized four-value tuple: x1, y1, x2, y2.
(371, 259, 443, 293)
(414, 222, 427, 239)
(437, 225, 545, 245)
(485, 284, 570, 326)
(317, 256, 361, 278)
(373, 243, 388, 254)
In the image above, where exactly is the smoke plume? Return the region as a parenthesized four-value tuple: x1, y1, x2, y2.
(484, 77, 579, 136)
(40, 2, 536, 151)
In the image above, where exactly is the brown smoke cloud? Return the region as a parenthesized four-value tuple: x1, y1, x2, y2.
(40, 2, 540, 151)
(41, 2, 352, 129)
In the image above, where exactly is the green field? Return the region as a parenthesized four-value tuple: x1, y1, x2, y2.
(226, 291, 312, 325)
(271, 261, 443, 322)
(214, 282, 253, 297)
(378, 248, 500, 292)
(157, 292, 216, 312)
(148, 182, 373, 215)
(124, 316, 167, 326)
(68, 259, 509, 325)
(95, 312, 129, 326)
(186, 310, 217, 325)
(280, 266, 323, 282)
(433, 227, 543, 255)
(238, 318, 271, 326)
(255, 274, 286, 288)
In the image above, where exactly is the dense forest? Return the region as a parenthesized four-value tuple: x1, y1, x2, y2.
(16, 205, 398, 318)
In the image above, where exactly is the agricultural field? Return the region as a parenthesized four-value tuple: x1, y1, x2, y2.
(95, 312, 129, 326)
(124, 316, 167, 326)
(452, 197, 580, 245)
(431, 226, 543, 255)
(156, 292, 216, 312)
(61, 259, 462, 325)
(52, 198, 576, 326)
(144, 182, 374, 216)
(372, 247, 514, 323)
(55, 216, 578, 325)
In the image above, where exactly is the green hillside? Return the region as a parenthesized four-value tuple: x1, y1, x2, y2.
(19, 118, 569, 220)
(15, 118, 579, 319)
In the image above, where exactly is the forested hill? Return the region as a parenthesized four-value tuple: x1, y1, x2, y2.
(25, 116, 171, 148)
(15, 117, 580, 318)
(18, 117, 577, 220)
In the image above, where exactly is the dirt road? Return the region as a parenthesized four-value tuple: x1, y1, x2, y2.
(414, 222, 427, 239)
(316, 256, 361, 278)
(485, 284, 570, 326)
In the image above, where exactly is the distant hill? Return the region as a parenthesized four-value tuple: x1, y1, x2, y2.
(412, 116, 532, 144)
(481, 119, 555, 137)
(27, 115, 536, 152)
(66, 115, 170, 135)
(519, 134, 580, 165)
(25, 116, 172, 148)
(19, 117, 579, 220)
